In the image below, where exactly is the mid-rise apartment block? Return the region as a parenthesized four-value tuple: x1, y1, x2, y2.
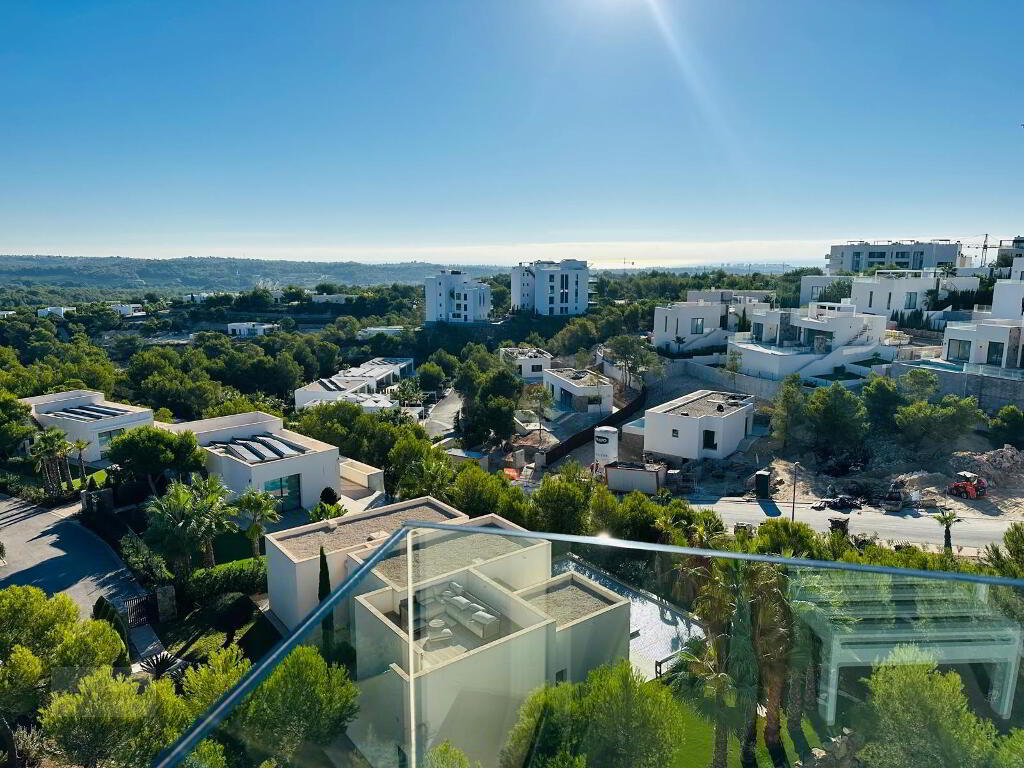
(425, 271, 492, 324)
(826, 240, 966, 275)
(511, 259, 590, 316)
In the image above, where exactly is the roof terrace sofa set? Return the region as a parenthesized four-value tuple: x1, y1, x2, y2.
(398, 580, 501, 644)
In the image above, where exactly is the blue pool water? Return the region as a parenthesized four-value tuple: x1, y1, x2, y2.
(553, 555, 703, 679)
(908, 358, 963, 372)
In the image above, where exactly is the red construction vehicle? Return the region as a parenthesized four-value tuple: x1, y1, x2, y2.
(947, 471, 988, 499)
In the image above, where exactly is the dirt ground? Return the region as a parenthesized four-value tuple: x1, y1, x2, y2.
(769, 437, 1024, 520)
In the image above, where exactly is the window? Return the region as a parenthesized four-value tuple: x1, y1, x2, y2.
(555, 669, 566, 683)
(947, 338, 971, 362)
(691, 317, 704, 334)
(671, 428, 679, 438)
(987, 341, 1005, 366)
(904, 292, 917, 310)
(664, 316, 668, 332)
(867, 290, 873, 308)
(531, 363, 543, 373)
(97, 428, 124, 459)
(264, 474, 301, 512)
(702, 430, 718, 450)
(886, 293, 892, 310)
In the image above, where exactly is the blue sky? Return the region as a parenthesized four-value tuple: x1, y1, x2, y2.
(0, 1, 1020, 267)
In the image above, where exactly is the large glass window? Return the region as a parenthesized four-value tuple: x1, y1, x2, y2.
(947, 338, 971, 362)
(97, 428, 123, 459)
(691, 317, 704, 334)
(904, 292, 917, 309)
(264, 474, 301, 512)
(987, 341, 1005, 366)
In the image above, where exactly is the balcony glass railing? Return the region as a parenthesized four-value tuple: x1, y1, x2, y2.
(964, 362, 1024, 380)
(153, 523, 1024, 768)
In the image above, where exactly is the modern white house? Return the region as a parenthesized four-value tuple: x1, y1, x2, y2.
(826, 240, 966, 275)
(623, 390, 754, 465)
(356, 326, 406, 340)
(542, 368, 614, 415)
(941, 280, 1024, 371)
(996, 237, 1024, 277)
(293, 358, 414, 410)
(107, 303, 145, 318)
(0, 311, 16, 319)
(499, 347, 554, 380)
(728, 301, 887, 380)
(20, 390, 154, 463)
(511, 259, 591, 316)
(849, 270, 980, 318)
(684, 289, 772, 305)
(799, 275, 851, 306)
(311, 293, 358, 305)
(36, 306, 76, 319)
(652, 301, 730, 353)
(227, 322, 278, 337)
(425, 271, 492, 324)
(159, 412, 342, 512)
(264, 496, 630, 767)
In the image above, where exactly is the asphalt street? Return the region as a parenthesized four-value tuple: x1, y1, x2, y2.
(690, 495, 1015, 550)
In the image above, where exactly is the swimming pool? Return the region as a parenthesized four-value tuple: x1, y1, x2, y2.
(906, 358, 963, 372)
(554, 554, 703, 679)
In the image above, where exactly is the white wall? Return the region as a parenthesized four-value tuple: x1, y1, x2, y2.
(850, 275, 979, 317)
(511, 260, 589, 315)
(652, 302, 725, 350)
(991, 281, 1024, 320)
(643, 405, 751, 461)
(425, 272, 492, 323)
(26, 392, 153, 463)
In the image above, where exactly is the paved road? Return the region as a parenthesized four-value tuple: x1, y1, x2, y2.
(689, 496, 1015, 551)
(425, 390, 463, 439)
(0, 494, 145, 612)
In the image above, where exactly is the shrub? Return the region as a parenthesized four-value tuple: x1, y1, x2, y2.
(12, 726, 47, 768)
(185, 557, 267, 604)
(210, 592, 254, 633)
(140, 651, 177, 679)
(119, 535, 173, 587)
(89, 595, 131, 667)
(319, 486, 340, 505)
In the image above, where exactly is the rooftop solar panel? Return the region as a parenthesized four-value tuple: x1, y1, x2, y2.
(237, 440, 277, 461)
(60, 408, 105, 420)
(78, 404, 129, 417)
(52, 411, 95, 422)
(256, 436, 302, 457)
(224, 443, 262, 463)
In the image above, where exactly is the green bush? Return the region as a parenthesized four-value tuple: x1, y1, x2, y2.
(210, 592, 254, 633)
(185, 557, 267, 604)
(90, 595, 131, 666)
(119, 535, 173, 587)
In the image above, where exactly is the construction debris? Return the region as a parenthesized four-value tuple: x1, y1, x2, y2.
(949, 445, 1024, 487)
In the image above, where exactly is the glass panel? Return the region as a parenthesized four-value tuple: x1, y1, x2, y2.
(156, 522, 1024, 768)
(988, 342, 1005, 366)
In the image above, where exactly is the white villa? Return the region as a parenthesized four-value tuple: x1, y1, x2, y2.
(623, 390, 754, 465)
(941, 280, 1024, 371)
(499, 347, 554, 380)
(265, 497, 630, 767)
(293, 358, 413, 411)
(107, 302, 145, 318)
(849, 269, 980, 318)
(728, 301, 887, 380)
(356, 326, 406, 340)
(37, 306, 75, 319)
(227, 322, 278, 337)
(20, 390, 153, 463)
(542, 368, 614, 415)
(159, 412, 345, 512)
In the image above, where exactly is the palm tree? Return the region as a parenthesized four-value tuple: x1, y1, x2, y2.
(189, 474, 236, 568)
(667, 635, 736, 768)
(145, 480, 202, 576)
(31, 427, 66, 496)
(399, 453, 455, 501)
(235, 488, 281, 557)
(54, 435, 74, 492)
(70, 439, 89, 488)
(939, 262, 958, 278)
(935, 510, 961, 550)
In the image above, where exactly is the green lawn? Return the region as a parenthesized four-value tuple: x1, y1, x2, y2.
(72, 468, 107, 490)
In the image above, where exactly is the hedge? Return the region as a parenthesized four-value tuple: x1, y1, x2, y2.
(185, 557, 268, 604)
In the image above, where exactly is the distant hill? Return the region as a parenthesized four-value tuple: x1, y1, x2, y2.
(0, 254, 504, 293)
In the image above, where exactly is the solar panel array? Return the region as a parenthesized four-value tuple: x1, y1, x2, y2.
(48, 403, 131, 422)
(211, 433, 309, 464)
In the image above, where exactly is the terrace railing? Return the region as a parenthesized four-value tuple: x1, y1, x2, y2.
(153, 523, 1024, 768)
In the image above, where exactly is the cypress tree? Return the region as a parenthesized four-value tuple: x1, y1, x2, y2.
(318, 546, 334, 661)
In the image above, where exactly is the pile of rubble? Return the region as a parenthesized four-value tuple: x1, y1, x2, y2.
(950, 445, 1024, 488)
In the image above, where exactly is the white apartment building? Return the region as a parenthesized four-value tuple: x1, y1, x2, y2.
(265, 497, 629, 767)
(729, 301, 887, 380)
(425, 271, 492, 324)
(542, 368, 614, 414)
(511, 259, 590, 316)
(107, 303, 145, 317)
(356, 325, 405, 340)
(826, 240, 966, 275)
(160, 412, 341, 511)
(227, 322, 278, 337)
(499, 347, 554, 380)
(850, 270, 980, 317)
(20, 390, 154, 463)
(623, 390, 753, 464)
(37, 306, 75, 319)
(942, 280, 1024, 371)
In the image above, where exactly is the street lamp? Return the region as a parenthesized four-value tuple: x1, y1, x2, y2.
(791, 461, 801, 522)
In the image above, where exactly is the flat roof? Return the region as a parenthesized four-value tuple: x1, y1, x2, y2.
(500, 347, 554, 360)
(545, 368, 611, 387)
(374, 528, 535, 587)
(207, 433, 310, 465)
(270, 498, 463, 561)
(651, 389, 752, 417)
(522, 580, 614, 628)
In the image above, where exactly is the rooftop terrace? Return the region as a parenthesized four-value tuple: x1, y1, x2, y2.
(651, 389, 752, 418)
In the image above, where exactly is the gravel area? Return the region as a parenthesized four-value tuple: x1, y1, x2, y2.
(525, 581, 613, 627)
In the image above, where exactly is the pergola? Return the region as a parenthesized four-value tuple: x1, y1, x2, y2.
(791, 571, 1022, 725)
